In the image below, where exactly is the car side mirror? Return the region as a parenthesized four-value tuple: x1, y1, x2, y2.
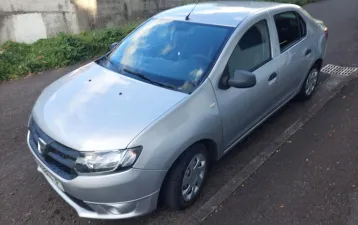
(227, 70, 256, 88)
(110, 42, 118, 51)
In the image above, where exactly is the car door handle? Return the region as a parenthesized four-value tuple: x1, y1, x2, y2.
(305, 49, 312, 56)
(268, 72, 277, 81)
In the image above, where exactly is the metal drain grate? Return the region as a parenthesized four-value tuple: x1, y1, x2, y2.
(321, 64, 358, 76)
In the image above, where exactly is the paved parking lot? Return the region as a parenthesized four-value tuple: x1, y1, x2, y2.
(1, 0, 358, 224)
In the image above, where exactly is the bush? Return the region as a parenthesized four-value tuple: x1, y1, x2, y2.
(0, 24, 137, 81)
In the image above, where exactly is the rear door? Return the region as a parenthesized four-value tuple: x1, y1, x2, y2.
(270, 11, 312, 102)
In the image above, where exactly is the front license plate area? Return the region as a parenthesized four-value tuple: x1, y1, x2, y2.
(38, 163, 65, 192)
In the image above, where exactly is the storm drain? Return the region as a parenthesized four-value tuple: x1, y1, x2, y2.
(321, 64, 358, 76)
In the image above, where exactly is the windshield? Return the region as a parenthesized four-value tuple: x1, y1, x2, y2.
(98, 18, 233, 94)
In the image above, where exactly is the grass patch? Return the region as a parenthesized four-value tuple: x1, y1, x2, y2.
(0, 24, 137, 81)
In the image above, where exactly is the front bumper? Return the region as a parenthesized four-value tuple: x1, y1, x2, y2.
(27, 132, 166, 219)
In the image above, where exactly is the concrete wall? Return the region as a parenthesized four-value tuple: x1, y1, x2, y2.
(0, 0, 80, 44)
(0, 0, 197, 44)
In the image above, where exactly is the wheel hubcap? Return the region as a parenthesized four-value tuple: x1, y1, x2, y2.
(181, 153, 206, 201)
(305, 69, 318, 96)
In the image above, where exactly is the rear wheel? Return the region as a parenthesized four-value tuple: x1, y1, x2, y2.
(296, 65, 320, 100)
(163, 144, 208, 209)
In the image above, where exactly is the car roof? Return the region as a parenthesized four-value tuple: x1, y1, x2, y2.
(154, 1, 294, 27)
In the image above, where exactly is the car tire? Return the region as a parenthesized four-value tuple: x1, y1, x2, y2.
(296, 65, 320, 101)
(163, 144, 209, 210)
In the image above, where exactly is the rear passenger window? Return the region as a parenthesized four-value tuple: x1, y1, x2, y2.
(298, 14, 307, 36)
(274, 12, 307, 52)
(226, 20, 271, 75)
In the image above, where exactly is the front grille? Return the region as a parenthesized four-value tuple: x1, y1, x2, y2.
(28, 119, 79, 180)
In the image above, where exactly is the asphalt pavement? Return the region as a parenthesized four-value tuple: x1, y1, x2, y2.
(203, 0, 358, 224)
(204, 75, 358, 225)
(0, 0, 358, 224)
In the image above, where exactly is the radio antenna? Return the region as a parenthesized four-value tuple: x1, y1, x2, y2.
(185, 0, 200, 20)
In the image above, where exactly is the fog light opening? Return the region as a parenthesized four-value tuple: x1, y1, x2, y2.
(107, 206, 121, 215)
(100, 202, 136, 215)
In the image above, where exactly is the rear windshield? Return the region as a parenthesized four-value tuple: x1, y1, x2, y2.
(98, 18, 233, 94)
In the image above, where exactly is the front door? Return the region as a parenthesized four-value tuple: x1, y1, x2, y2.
(214, 19, 282, 149)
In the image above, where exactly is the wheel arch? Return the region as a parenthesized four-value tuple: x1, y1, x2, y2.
(157, 139, 218, 205)
(313, 58, 323, 71)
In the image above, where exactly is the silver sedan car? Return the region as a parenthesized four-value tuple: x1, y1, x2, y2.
(27, 1, 328, 219)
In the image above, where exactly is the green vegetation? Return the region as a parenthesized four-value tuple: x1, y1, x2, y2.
(0, 0, 317, 81)
(0, 24, 137, 81)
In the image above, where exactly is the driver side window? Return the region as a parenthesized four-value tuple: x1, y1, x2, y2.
(226, 20, 271, 77)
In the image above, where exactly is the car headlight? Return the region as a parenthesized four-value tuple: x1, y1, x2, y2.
(75, 147, 142, 173)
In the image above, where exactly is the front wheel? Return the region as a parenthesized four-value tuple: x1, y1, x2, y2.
(296, 66, 320, 100)
(163, 144, 209, 209)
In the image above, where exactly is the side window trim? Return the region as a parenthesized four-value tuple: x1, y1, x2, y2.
(249, 19, 273, 72)
(297, 11, 307, 38)
(274, 11, 307, 53)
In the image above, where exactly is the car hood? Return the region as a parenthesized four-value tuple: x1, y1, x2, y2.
(32, 63, 188, 151)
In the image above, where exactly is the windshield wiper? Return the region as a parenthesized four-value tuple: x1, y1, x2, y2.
(99, 55, 125, 75)
(123, 68, 177, 90)
(101, 55, 116, 67)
